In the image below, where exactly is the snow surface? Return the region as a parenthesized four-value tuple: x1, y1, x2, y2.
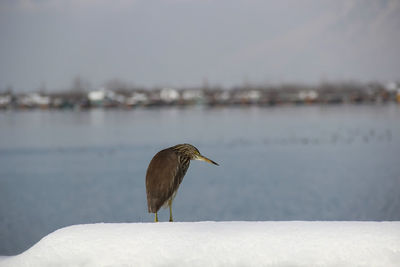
(1, 221, 399, 267)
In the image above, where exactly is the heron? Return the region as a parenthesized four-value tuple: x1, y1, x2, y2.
(146, 144, 219, 222)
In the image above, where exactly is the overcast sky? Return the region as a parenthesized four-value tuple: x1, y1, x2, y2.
(0, 0, 399, 91)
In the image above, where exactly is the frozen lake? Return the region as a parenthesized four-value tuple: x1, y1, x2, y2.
(1, 105, 400, 255)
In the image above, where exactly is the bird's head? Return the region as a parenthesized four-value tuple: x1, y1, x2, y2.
(172, 144, 219, 166)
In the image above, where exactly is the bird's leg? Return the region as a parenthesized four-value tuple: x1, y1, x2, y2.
(168, 199, 173, 222)
(154, 212, 158, 222)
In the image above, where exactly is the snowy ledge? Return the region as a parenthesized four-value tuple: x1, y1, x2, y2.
(1, 221, 399, 267)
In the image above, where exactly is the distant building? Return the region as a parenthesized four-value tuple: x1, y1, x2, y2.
(18, 93, 50, 108)
(0, 95, 11, 108)
(181, 89, 204, 103)
(125, 92, 149, 107)
(298, 90, 318, 103)
(88, 88, 126, 107)
(160, 88, 179, 103)
(88, 90, 106, 104)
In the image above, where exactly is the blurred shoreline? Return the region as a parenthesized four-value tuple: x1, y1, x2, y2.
(1, 82, 399, 110)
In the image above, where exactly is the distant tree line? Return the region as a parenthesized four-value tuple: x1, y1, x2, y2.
(0, 81, 399, 110)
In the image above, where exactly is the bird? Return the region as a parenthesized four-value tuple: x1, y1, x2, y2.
(146, 144, 219, 222)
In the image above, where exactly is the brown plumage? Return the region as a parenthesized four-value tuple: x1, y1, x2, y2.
(146, 144, 218, 222)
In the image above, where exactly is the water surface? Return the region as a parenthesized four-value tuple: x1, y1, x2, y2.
(1, 105, 399, 255)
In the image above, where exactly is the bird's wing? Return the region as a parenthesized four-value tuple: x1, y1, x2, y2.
(146, 149, 182, 212)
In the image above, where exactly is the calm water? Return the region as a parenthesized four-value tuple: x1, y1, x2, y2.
(1, 105, 400, 255)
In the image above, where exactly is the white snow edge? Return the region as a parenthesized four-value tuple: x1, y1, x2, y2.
(1, 221, 399, 267)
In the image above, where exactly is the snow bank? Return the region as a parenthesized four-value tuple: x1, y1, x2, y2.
(1, 221, 399, 267)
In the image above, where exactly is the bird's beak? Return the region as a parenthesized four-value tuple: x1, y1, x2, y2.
(197, 155, 219, 166)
